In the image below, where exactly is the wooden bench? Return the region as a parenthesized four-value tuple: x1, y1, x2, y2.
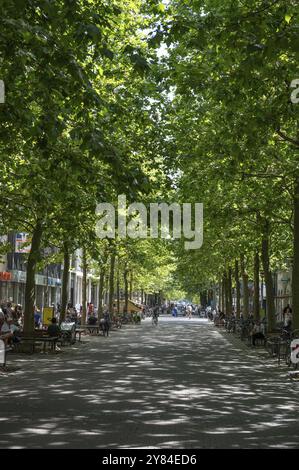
(82, 325, 100, 335)
(18, 336, 59, 353)
(75, 328, 85, 342)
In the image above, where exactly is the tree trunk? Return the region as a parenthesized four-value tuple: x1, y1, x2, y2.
(225, 271, 230, 315)
(207, 288, 213, 307)
(82, 248, 87, 325)
(103, 275, 106, 307)
(261, 229, 275, 332)
(124, 266, 129, 313)
(235, 260, 240, 319)
(240, 255, 249, 318)
(60, 243, 70, 324)
(98, 266, 105, 318)
(200, 290, 207, 308)
(108, 251, 115, 313)
(24, 220, 43, 335)
(159, 290, 163, 306)
(222, 271, 228, 315)
(117, 260, 120, 315)
(293, 179, 299, 331)
(218, 275, 222, 311)
(221, 274, 225, 313)
(129, 270, 133, 300)
(228, 267, 232, 314)
(254, 251, 260, 320)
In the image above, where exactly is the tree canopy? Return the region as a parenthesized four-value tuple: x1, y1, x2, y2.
(0, 0, 298, 331)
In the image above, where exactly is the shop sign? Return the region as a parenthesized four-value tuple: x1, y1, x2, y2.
(43, 306, 54, 326)
(11, 270, 26, 283)
(0, 272, 12, 281)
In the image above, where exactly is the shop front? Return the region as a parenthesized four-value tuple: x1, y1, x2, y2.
(0, 270, 61, 308)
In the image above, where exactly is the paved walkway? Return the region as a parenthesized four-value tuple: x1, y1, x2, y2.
(0, 317, 298, 448)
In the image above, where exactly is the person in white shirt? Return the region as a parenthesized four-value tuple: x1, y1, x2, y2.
(0, 318, 13, 345)
(186, 305, 192, 319)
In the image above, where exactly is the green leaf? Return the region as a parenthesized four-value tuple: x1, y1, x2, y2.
(157, 3, 166, 13)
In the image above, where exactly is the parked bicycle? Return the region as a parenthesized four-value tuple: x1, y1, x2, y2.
(265, 328, 299, 367)
(112, 316, 122, 329)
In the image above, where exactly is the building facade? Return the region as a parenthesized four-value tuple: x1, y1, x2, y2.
(0, 233, 62, 308)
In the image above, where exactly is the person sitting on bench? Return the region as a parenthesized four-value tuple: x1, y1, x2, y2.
(0, 317, 14, 346)
(87, 314, 97, 325)
(47, 317, 61, 337)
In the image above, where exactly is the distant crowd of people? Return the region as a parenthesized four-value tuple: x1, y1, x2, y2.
(1, 296, 295, 350)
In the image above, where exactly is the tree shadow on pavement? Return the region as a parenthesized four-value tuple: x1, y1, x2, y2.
(0, 319, 298, 448)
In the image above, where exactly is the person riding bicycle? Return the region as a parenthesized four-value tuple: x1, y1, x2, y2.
(152, 306, 159, 324)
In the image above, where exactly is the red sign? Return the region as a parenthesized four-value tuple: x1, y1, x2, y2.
(0, 272, 12, 281)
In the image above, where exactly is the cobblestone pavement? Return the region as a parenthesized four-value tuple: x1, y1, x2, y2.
(0, 317, 298, 448)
